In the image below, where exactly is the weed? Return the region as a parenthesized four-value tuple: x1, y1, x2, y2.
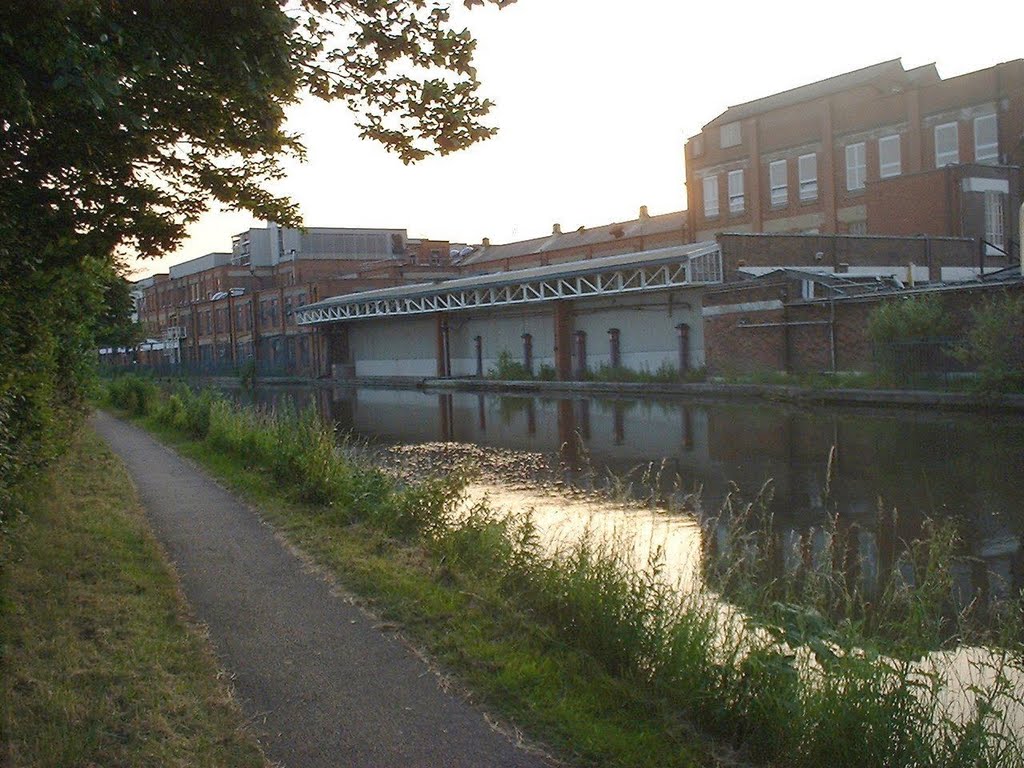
(100, 376, 1024, 768)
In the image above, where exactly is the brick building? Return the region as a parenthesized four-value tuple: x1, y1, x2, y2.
(685, 58, 1024, 252)
(134, 224, 456, 375)
(457, 206, 688, 273)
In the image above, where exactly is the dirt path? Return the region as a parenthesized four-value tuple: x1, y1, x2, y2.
(92, 411, 551, 768)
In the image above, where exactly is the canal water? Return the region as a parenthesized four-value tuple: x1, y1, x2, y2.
(233, 382, 1024, 737)
(242, 383, 1024, 612)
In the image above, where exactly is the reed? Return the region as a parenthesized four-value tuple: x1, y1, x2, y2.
(103, 376, 1024, 768)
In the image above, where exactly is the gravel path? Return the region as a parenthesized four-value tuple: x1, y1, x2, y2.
(92, 411, 551, 768)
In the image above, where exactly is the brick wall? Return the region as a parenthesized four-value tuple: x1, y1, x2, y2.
(717, 232, 976, 281)
(704, 280, 1024, 374)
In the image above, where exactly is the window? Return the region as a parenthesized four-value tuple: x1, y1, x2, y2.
(720, 122, 741, 148)
(690, 134, 704, 157)
(879, 134, 901, 178)
(727, 170, 744, 213)
(769, 160, 788, 206)
(934, 122, 959, 166)
(984, 191, 1006, 254)
(974, 114, 998, 163)
(848, 221, 868, 236)
(798, 153, 818, 201)
(845, 142, 866, 191)
(703, 175, 719, 217)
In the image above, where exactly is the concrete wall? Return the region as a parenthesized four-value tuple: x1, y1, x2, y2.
(349, 316, 437, 378)
(571, 290, 705, 372)
(340, 285, 706, 379)
(447, 307, 556, 376)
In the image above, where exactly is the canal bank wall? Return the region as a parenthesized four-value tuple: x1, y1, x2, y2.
(182, 373, 1024, 413)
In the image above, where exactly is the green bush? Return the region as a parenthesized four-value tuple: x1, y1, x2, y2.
(100, 377, 1024, 767)
(487, 350, 532, 380)
(867, 294, 952, 343)
(956, 292, 1024, 392)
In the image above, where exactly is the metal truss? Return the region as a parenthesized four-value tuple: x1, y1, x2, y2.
(297, 246, 722, 325)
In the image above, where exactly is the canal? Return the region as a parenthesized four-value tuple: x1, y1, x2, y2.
(242, 383, 1024, 615)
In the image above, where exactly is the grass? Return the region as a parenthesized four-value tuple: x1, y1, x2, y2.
(100, 375, 1024, 768)
(0, 426, 266, 768)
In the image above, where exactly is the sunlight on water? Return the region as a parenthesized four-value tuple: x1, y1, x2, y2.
(464, 481, 704, 590)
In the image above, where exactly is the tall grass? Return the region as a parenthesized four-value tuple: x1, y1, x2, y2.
(103, 376, 1024, 768)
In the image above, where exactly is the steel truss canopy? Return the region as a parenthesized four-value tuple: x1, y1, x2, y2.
(296, 242, 723, 326)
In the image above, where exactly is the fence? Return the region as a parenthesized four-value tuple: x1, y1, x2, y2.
(871, 337, 966, 387)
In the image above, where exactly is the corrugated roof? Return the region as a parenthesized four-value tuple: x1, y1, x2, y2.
(702, 59, 939, 130)
(299, 242, 719, 312)
(459, 210, 688, 267)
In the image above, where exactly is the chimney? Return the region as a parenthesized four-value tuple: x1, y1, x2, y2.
(639, 205, 649, 220)
(482, 237, 490, 247)
(552, 223, 561, 235)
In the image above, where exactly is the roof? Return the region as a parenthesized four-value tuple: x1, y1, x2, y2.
(459, 209, 688, 267)
(702, 59, 940, 130)
(299, 242, 720, 313)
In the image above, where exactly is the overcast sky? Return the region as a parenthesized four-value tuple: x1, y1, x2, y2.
(131, 0, 1024, 278)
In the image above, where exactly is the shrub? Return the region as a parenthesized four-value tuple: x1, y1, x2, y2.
(956, 292, 1024, 392)
(867, 294, 952, 344)
(488, 350, 532, 380)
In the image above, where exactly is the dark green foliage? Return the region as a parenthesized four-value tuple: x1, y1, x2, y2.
(105, 379, 1024, 768)
(0, 1, 510, 541)
(867, 294, 953, 344)
(488, 350, 533, 380)
(956, 291, 1024, 392)
(584, 362, 707, 384)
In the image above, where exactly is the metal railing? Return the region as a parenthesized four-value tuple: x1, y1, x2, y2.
(871, 337, 966, 387)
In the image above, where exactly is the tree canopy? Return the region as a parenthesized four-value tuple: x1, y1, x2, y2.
(0, 0, 514, 263)
(0, 0, 513, 529)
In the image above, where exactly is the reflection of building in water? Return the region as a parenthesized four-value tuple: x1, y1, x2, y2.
(311, 384, 1024, 606)
(710, 515, 1022, 615)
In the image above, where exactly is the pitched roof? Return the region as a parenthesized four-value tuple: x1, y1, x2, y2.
(459, 209, 688, 267)
(702, 59, 940, 130)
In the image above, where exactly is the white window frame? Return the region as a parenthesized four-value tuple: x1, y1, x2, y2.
(974, 114, 998, 164)
(845, 142, 866, 191)
(769, 160, 788, 206)
(878, 134, 901, 178)
(934, 122, 959, 167)
(720, 121, 741, 149)
(798, 153, 818, 201)
(984, 191, 1006, 254)
(728, 169, 744, 214)
(703, 175, 719, 218)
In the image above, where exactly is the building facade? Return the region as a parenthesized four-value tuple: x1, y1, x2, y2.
(685, 58, 1024, 251)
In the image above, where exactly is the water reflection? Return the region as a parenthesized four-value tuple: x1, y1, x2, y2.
(241, 383, 1024, 619)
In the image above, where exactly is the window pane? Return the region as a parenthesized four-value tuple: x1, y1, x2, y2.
(935, 122, 959, 167)
(846, 142, 866, 190)
(703, 176, 719, 217)
(798, 153, 817, 201)
(769, 160, 787, 206)
(728, 170, 744, 213)
(720, 122, 741, 148)
(879, 135, 901, 178)
(984, 191, 1005, 253)
(974, 114, 998, 163)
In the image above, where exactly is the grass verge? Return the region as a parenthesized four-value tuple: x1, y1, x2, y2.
(98, 376, 1024, 768)
(0, 426, 267, 768)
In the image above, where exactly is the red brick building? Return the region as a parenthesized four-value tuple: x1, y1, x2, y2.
(685, 58, 1024, 253)
(457, 206, 688, 273)
(134, 226, 457, 376)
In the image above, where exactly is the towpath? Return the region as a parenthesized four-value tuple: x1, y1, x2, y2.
(92, 411, 551, 768)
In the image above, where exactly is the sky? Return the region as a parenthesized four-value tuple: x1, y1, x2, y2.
(132, 0, 1024, 278)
